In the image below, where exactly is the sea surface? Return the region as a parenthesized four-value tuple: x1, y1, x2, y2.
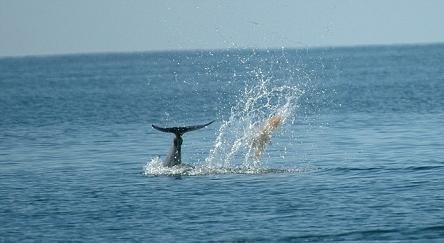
(1, 44, 443, 242)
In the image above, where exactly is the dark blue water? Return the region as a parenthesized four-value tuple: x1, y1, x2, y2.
(1, 44, 444, 241)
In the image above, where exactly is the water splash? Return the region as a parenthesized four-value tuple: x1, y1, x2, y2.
(143, 72, 305, 176)
(143, 157, 310, 176)
(205, 68, 304, 168)
(144, 50, 308, 176)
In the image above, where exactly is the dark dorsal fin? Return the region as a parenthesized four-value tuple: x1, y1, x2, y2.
(152, 120, 214, 137)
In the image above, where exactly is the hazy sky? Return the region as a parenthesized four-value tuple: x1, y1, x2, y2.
(1, 0, 444, 56)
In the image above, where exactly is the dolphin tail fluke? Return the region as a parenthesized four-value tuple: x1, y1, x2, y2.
(152, 120, 214, 136)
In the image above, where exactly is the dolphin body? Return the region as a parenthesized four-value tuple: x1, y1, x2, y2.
(152, 121, 214, 167)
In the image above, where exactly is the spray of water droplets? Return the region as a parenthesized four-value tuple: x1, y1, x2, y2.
(204, 67, 304, 169)
(144, 49, 311, 176)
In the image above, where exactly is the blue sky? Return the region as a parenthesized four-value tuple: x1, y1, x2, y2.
(1, 0, 443, 56)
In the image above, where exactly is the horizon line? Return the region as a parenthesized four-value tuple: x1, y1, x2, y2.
(1, 41, 443, 59)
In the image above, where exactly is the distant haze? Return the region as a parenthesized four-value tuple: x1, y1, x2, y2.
(1, 0, 444, 57)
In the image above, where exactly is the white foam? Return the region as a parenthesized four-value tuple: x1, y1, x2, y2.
(143, 157, 310, 176)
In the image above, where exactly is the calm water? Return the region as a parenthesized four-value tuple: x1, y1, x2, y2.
(1, 44, 444, 241)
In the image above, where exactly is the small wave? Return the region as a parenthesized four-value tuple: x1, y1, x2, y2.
(404, 165, 444, 171)
(328, 165, 444, 173)
(328, 167, 386, 172)
(278, 228, 400, 242)
(278, 225, 444, 242)
(143, 157, 310, 176)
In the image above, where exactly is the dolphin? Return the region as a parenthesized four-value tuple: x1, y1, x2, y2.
(152, 121, 214, 167)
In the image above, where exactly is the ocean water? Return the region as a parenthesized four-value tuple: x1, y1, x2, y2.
(1, 44, 444, 241)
